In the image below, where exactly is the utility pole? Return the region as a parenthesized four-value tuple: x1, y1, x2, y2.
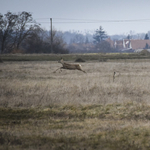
(50, 18, 53, 53)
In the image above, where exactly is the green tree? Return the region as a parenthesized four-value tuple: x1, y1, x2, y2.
(93, 26, 108, 44)
(145, 43, 149, 49)
(127, 34, 131, 39)
(144, 33, 149, 40)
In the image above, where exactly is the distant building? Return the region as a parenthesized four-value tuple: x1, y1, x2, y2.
(107, 38, 150, 52)
(114, 39, 132, 51)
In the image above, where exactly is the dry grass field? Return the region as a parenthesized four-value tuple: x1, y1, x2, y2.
(1, 59, 150, 149)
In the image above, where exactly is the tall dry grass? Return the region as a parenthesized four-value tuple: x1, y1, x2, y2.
(0, 60, 150, 107)
(1, 60, 150, 149)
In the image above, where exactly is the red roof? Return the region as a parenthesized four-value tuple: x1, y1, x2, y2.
(112, 39, 150, 50)
(129, 39, 150, 49)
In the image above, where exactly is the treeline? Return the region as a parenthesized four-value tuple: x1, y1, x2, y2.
(1, 11, 150, 54)
(0, 11, 68, 54)
(66, 26, 116, 53)
(0, 11, 114, 54)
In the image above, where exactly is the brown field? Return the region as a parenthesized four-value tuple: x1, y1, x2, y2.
(1, 59, 150, 149)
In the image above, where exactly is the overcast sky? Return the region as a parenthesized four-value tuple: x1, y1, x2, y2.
(1, 0, 150, 35)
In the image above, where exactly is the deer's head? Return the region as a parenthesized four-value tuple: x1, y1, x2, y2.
(58, 58, 64, 64)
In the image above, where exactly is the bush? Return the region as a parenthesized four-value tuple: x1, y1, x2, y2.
(140, 49, 150, 55)
(75, 58, 85, 62)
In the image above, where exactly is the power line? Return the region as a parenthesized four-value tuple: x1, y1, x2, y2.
(35, 18, 150, 24)
(35, 17, 150, 21)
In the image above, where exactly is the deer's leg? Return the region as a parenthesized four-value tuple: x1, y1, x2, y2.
(78, 69, 86, 73)
(53, 67, 61, 73)
(82, 70, 86, 73)
(53, 67, 63, 73)
(81, 70, 86, 73)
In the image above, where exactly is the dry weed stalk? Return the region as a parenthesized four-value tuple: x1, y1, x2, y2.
(113, 71, 116, 82)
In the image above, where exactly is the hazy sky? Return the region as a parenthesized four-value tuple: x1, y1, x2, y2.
(1, 0, 150, 35)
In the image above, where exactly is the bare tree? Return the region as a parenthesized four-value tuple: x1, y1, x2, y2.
(0, 12, 18, 53)
(0, 11, 68, 54)
(13, 11, 40, 50)
(47, 29, 68, 53)
(0, 11, 40, 53)
(70, 33, 85, 44)
(24, 28, 68, 54)
(96, 41, 114, 53)
(23, 28, 45, 53)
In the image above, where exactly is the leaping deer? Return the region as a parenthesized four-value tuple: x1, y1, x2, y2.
(53, 58, 86, 73)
